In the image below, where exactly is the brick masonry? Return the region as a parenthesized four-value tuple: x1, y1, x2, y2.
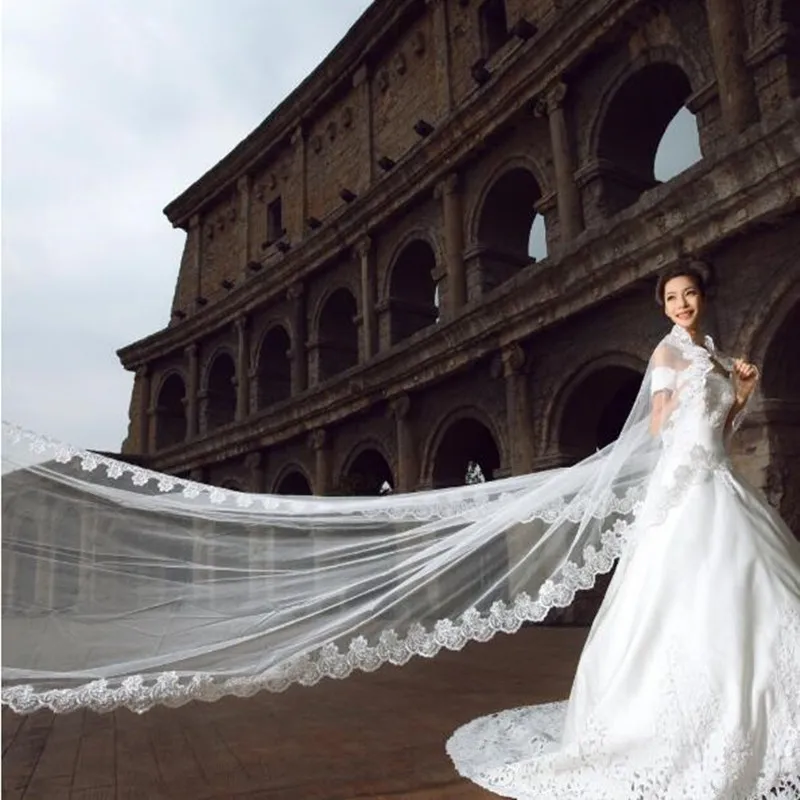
(117, 0, 800, 534)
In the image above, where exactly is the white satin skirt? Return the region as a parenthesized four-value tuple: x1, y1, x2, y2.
(446, 464, 800, 799)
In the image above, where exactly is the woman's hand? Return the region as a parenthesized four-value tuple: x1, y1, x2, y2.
(732, 358, 759, 403)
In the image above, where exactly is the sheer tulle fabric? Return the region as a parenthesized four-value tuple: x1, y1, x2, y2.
(0, 327, 786, 726)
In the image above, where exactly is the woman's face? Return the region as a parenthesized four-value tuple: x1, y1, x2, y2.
(663, 274, 704, 331)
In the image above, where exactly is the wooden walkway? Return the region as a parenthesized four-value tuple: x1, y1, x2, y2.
(2, 626, 588, 800)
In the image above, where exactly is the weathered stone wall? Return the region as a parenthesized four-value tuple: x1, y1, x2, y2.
(118, 0, 800, 559)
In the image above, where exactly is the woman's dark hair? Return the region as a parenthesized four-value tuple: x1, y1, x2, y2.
(655, 261, 708, 306)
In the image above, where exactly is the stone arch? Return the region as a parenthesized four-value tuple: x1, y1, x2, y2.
(339, 441, 395, 495)
(316, 286, 359, 381)
(733, 272, 800, 369)
(762, 300, 800, 401)
(551, 353, 647, 461)
(255, 324, 292, 408)
(386, 238, 439, 344)
(154, 371, 187, 450)
(203, 349, 237, 431)
(424, 407, 505, 489)
(734, 274, 800, 536)
(273, 465, 313, 496)
(468, 155, 550, 240)
(588, 49, 702, 213)
(469, 158, 547, 293)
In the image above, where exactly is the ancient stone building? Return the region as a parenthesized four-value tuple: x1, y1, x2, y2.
(117, 0, 800, 542)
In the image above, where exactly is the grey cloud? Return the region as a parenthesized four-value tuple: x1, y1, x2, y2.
(2, 0, 372, 451)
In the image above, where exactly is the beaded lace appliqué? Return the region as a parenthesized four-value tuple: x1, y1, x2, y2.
(0, 335, 779, 716)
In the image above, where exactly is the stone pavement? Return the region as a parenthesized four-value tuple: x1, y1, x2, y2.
(2, 626, 588, 800)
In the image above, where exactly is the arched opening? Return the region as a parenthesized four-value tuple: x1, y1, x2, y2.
(257, 326, 292, 408)
(205, 353, 237, 431)
(340, 449, 394, 496)
(389, 240, 439, 344)
(431, 417, 506, 615)
(654, 107, 702, 182)
(559, 364, 644, 461)
(597, 62, 696, 213)
(318, 288, 359, 381)
(761, 299, 800, 537)
(155, 374, 187, 450)
(763, 301, 800, 402)
(275, 470, 313, 496)
(474, 168, 544, 293)
(432, 417, 501, 489)
(528, 215, 548, 262)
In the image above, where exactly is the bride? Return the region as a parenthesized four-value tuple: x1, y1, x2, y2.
(446, 265, 800, 798)
(2, 265, 798, 799)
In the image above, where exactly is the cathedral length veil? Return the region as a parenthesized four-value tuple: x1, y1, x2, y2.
(0, 335, 743, 715)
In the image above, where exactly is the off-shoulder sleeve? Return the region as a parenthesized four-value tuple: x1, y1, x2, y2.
(651, 366, 677, 395)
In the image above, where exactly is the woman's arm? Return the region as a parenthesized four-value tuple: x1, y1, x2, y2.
(648, 349, 680, 436)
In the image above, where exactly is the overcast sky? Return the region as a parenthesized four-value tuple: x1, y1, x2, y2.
(2, 0, 373, 452)
(1, 1, 699, 453)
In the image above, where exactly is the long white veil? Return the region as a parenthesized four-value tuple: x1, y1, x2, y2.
(1, 328, 726, 714)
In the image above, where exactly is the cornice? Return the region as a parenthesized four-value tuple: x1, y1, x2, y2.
(162, 0, 422, 228)
(144, 117, 800, 472)
(119, 0, 637, 368)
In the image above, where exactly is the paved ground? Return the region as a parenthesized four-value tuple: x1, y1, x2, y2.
(2, 625, 588, 800)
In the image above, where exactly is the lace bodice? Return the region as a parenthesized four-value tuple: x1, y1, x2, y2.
(657, 326, 738, 461)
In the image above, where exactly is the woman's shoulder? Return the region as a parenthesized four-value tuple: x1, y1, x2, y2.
(650, 332, 682, 367)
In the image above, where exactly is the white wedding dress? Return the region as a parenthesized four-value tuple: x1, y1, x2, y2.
(447, 326, 800, 799)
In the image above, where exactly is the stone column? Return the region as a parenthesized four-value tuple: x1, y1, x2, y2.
(146, 405, 158, 453)
(426, 0, 453, 115)
(189, 213, 202, 305)
(237, 175, 251, 279)
(245, 452, 265, 494)
(235, 315, 251, 421)
(136, 366, 152, 454)
(435, 173, 466, 315)
(288, 282, 308, 393)
(356, 237, 378, 359)
(390, 394, 419, 493)
(499, 345, 535, 474)
(290, 124, 308, 236)
(535, 82, 584, 243)
(352, 64, 374, 185)
(705, 0, 758, 133)
(309, 429, 332, 495)
(185, 343, 200, 439)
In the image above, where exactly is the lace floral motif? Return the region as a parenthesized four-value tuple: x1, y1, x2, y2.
(664, 325, 750, 440)
(1, 527, 628, 715)
(642, 444, 737, 529)
(4, 422, 630, 523)
(446, 581, 800, 800)
(0, 331, 780, 721)
(0, 448, 720, 717)
(445, 328, 800, 799)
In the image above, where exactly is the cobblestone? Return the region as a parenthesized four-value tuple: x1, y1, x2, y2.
(2, 625, 587, 799)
